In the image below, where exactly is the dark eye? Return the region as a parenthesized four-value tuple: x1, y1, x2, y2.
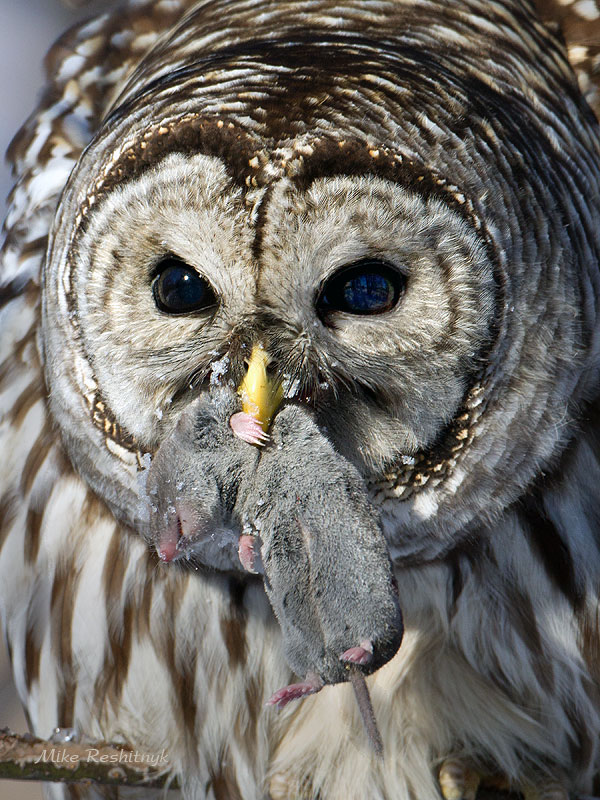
(317, 260, 404, 317)
(152, 257, 216, 314)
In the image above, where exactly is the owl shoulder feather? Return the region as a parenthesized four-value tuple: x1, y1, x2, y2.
(534, 0, 600, 119)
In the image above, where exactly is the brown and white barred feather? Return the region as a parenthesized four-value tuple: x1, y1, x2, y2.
(1, 1, 600, 799)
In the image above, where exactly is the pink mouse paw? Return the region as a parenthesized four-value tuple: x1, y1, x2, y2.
(266, 674, 324, 709)
(340, 639, 374, 666)
(230, 411, 270, 446)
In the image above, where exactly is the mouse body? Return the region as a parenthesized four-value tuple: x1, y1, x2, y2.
(240, 403, 403, 688)
(145, 389, 403, 752)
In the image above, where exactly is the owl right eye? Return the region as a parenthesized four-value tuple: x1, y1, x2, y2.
(152, 257, 217, 314)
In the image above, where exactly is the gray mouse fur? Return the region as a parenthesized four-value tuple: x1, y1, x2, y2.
(241, 402, 403, 686)
(146, 387, 403, 741)
(145, 388, 258, 569)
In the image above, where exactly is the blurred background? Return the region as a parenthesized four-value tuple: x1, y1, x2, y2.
(0, 3, 107, 797)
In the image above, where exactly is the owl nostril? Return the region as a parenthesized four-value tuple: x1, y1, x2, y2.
(242, 355, 277, 375)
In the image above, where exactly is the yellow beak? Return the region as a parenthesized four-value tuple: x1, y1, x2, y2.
(237, 344, 283, 432)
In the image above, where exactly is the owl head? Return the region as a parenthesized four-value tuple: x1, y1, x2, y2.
(42, 17, 599, 571)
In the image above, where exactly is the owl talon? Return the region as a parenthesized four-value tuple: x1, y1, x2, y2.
(266, 673, 324, 708)
(340, 639, 374, 666)
(438, 758, 480, 800)
(230, 411, 270, 446)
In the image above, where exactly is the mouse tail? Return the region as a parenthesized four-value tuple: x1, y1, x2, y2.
(349, 667, 383, 758)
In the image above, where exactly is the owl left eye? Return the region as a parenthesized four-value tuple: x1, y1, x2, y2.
(317, 260, 404, 317)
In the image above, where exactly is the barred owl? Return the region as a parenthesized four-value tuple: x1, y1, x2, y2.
(2, 1, 600, 799)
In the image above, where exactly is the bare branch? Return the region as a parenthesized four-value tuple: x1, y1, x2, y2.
(0, 729, 177, 789)
(3, 729, 595, 800)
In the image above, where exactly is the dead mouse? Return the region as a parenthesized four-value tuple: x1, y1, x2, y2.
(145, 387, 258, 571)
(146, 388, 403, 754)
(235, 402, 404, 755)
